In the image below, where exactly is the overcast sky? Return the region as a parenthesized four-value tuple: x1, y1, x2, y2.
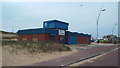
(1, 1, 118, 38)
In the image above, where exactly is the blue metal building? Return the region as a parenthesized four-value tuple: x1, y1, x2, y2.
(17, 19, 91, 45)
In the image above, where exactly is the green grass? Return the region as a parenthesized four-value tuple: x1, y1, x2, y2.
(2, 40, 71, 53)
(100, 40, 112, 43)
(99, 40, 119, 44)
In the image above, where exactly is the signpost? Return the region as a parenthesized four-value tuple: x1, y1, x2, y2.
(59, 29, 65, 35)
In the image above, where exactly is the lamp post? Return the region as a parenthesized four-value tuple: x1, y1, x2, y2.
(96, 6, 105, 44)
(112, 23, 117, 44)
(112, 23, 117, 35)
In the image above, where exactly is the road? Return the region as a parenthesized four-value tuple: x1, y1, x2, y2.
(78, 48, 118, 66)
(29, 45, 118, 66)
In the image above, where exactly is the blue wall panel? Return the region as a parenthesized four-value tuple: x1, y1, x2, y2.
(68, 36, 76, 45)
(55, 22, 68, 30)
(17, 28, 59, 35)
(49, 23, 55, 28)
(43, 20, 69, 30)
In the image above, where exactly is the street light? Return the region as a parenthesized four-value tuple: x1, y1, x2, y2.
(96, 6, 106, 44)
(111, 23, 118, 44)
(112, 23, 117, 35)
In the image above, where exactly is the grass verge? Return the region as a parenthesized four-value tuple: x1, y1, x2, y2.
(2, 40, 71, 54)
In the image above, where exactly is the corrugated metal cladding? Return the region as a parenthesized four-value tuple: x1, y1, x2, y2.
(43, 20, 69, 30)
(66, 31, 91, 44)
(17, 19, 91, 45)
(17, 28, 58, 35)
(68, 36, 76, 45)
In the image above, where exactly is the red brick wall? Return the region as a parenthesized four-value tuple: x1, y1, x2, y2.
(18, 34, 49, 42)
(54, 35, 60, 43)
(18, 34, 91, 44)
(26, 35, 32, 41)
(18, 35, 23, 41)
(65, 35, 68, 44)
(76, 36, 90, 44)
(32, 34, 49, 42)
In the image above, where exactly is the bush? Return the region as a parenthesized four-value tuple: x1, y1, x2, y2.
(2, 40, 71, 53)
(100, 40, 112, 43)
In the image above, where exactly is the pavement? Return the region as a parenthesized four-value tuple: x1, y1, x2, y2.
(29, 44, 118, 66)
(79, 48, 118, 66)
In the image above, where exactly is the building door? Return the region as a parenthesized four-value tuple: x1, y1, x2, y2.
(59, 36, 66, 44)
(68, 36, 76, 45)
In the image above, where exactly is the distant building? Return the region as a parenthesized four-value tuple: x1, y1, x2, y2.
(103, 35, 117, 41)
(17, 20, 91, 45)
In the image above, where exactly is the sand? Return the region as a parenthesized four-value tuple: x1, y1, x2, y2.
(0, 45, 2, 67)
(2, 45, 77, 66)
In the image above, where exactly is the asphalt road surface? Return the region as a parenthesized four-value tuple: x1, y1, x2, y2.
(78, 48, 118, 66)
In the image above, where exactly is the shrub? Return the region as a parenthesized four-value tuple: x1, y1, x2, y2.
(100, 40, 112, 43)
(2, 40, 71, 53)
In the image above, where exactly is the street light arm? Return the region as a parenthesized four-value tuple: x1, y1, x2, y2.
(97, 4, 105, 25)
(97, 4, 105, 23)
